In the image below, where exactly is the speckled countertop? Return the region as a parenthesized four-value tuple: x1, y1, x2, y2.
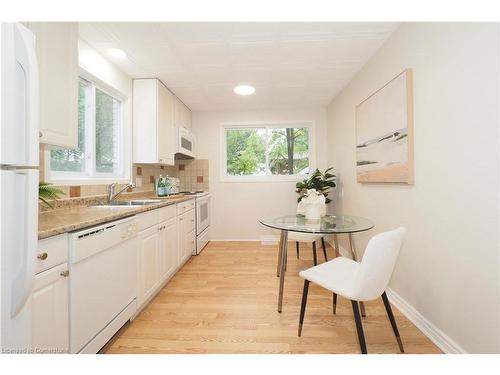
(38, 192, 195, 240)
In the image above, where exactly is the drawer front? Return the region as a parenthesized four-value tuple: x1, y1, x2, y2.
(177, 199, 195, 215)
(36, 234, 68, 274)
(179, 209, 195, 235)
(158, 204, 177, 222)
(136, 209, 160, 231)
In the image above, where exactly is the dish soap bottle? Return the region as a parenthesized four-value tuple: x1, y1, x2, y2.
(164, 175, 171, 196)
(157, 175, 166, 197)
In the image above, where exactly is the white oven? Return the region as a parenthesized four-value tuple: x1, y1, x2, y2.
(177, 126, 195, 158)
(195, 193, 210, 255)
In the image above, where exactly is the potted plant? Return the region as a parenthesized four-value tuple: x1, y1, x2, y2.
(295, 167, 337, 204)
(39, 182, 65, 208)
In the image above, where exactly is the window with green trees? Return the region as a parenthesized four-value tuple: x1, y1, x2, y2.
(224, 125, 311, 178)
(48, 77, 125, 181)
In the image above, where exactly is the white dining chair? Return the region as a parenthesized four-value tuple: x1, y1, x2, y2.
(297, 227, 406, 354)
(288, 232, 328, 265)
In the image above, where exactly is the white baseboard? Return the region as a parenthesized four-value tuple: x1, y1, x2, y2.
(260, 235, 279, 245)
(209, 237, 280, 245)
(210, 238, 262, 242)
(386, 288, 467, 354)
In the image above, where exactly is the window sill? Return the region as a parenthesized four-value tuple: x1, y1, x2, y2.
(220, 175, 307, 183)
(44, 178, 132, 186)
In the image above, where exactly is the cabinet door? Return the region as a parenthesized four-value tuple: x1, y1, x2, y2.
(173, 95, 184, 128)
(137, 226, 160, 307)
(158, 218, 179, 282)
(184, 102, 192, 131)
(32, 263, 69, 353)
(28, 22, 78, 148)
(157, 82, 175, 165)
(178, 211, 195, 266)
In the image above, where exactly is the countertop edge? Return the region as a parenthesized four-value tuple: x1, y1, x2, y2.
(38, 196, 195, 240)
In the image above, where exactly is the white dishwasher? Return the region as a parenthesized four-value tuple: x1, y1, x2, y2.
(69, 216, 138, 353)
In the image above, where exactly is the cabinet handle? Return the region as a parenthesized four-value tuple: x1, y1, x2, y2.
(60, 270, 69, 277)
(37, 252, 48, 260)
(39, 131, 43, 138)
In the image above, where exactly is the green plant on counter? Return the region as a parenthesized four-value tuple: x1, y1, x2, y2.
(39, 182, 65, 208)
(295, 167, 336, 204)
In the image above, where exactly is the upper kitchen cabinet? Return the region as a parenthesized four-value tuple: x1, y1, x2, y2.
(27, 22, 78, 148)
(133, 79, 175, 166)
(173, 95, 192, 131)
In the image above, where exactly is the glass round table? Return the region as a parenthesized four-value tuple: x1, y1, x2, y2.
(259, 214, 374, 313)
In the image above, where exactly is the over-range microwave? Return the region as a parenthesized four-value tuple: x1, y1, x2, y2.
(176, 126, 195, 158)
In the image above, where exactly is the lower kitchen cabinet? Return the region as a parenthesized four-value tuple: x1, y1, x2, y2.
(32, 263, 69, 353)
(178, 209, 196, 265)
(137, 225, 161, 308)
(159, 217, 179, 283)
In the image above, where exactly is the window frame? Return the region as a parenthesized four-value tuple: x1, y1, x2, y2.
(220, 121, 316, 182)
(45, 69, 130, 185)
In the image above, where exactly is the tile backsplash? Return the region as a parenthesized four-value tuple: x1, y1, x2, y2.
(132, 159, 209, 193)
(39, 147, 209, 199)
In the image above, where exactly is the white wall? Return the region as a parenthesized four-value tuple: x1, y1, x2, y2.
(326, 23, 499, 353)
(192, 108, 328, 241)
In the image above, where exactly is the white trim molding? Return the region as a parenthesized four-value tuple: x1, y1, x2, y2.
(386, 288, 467, 354)
(219, 120, 316, 183)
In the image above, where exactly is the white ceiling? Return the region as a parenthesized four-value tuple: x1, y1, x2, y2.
(78, 22, 399, 111)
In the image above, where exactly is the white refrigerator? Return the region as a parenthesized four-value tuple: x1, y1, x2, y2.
(0, 22, 39, 352)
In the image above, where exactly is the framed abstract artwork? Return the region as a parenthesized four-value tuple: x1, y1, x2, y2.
(355, 69, 414, 184)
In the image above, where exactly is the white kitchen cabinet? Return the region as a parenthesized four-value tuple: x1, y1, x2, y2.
(159, 217, 179, 283)
(178, 209, 195, 266)
(137, 225, 161, 307)
(27, 22, 78, 148)
(174, 95, 192, 131)
(133, 79, 175, 165)
(135, 201, 194, 313)
(32, 263, 69, 353)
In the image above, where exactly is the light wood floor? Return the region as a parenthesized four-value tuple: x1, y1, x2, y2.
(104, 241, 441, 354)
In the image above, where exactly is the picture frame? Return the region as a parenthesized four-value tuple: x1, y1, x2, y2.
(355, 69, 414, 184)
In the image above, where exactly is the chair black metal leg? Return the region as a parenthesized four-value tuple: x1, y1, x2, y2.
(381, 292, 404, 353)
(332, 293, 337, 314)
(312, 241, 318, 266)
(298, 280, 310, 337)
(321, 237, 328, 262)
(351, 300, 367, 354)
(296, 241, 300, 259)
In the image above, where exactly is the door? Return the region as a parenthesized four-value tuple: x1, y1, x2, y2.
(157, 81, 175, 165)
(137, 225, 160, 307)
(196, 196, 210, 235)
(0, 169, 38, 350)
(158, 218, 178, 283)
(32, 263, 69, 353)
(178, 127, 194, 157)
(28, 22, 78, 148)
(0, 23, 39, 167)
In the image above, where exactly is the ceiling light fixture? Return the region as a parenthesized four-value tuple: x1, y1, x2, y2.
(234, 85, 255, 96)
(108, 48, 127, 59)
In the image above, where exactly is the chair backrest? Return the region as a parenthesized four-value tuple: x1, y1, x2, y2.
(352, 227, 406, 301)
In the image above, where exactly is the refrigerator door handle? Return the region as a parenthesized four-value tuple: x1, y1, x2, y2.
(10, 169, 37, 317)
(14, 23, 39, 166)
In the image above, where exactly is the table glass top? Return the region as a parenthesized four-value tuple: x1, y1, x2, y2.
(259, 214, 374, 234)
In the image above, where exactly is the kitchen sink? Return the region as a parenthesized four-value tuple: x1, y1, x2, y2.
(92, 199, 162, 208)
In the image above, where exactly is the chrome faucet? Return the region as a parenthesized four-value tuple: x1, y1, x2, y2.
(107, 182, 136, 203)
